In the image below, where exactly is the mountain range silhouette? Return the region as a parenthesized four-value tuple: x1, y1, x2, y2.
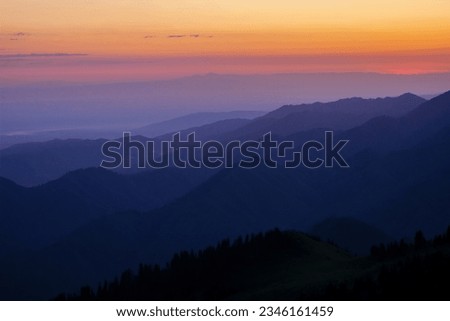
(0, 91, 449, 299)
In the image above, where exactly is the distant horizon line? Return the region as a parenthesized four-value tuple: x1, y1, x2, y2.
(2, 70, 450, 87)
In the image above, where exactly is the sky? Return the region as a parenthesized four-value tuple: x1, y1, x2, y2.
(1, 1, 450, 135)
(1, 0, 450, 82)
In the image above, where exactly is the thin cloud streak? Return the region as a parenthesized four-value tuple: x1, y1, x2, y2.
(10, 32, 29, 37)
(0, 53, 88, 59)
(166, 34, 210, 39)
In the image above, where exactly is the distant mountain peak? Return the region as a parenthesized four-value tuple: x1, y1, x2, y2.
(428, 90, 450, 102)
(263, 93, 425, 121)
(408, 89, 450, 118)
(398, 92, 422, 99)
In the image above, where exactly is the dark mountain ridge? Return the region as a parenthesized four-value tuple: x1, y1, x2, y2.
(63, 226, 450, 300)
(221, 93, 426, 140)
(0, 167, 215, 250)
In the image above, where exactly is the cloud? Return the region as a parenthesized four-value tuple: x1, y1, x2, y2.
(9, 32, 30, 38)
(144, 35, 154, 39)
(0, 53, 88, 59)
(167, 34, 212, 39)
(7, 32, 30, 41)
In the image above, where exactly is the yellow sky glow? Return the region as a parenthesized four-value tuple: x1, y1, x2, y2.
(1, 0, 450, 78)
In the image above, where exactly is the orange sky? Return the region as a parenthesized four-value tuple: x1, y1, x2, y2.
(1, 0, 450, 81)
